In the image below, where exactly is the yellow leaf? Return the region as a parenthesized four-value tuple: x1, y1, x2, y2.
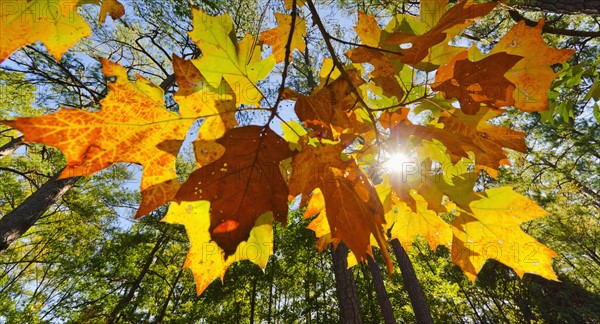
(390, 191, 452, 251)
(163, 201, 274, 295)
(172, 55, 237, 140)
(0, 0, 91, 62)
(451, 187, 558, 281)
(188, 9, 275, 106)
(260, 13, 307, 63)
(284, 0, 306, 11)
(355, 11, 381, 47)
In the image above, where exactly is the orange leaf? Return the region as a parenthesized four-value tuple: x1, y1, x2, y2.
(383, 0, 497, 65)
(98, 0, 125, 24)
(0, 0, 91, 62)
(433, 51, 522, 114)
(260, 13, 307, 63)
(355, 11, 381, 47)
(175, 126, 292, 256)
(293, 70, 364, 140)
(469, 20, 575, 112)
(2, 59, 194, 217)
(391, 108, 526, 172)
(288, 143, 391, 270)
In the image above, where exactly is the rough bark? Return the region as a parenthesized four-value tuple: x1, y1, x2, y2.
(391, 239, 433, 324)
(512, 0, 600, 16)
(0, 171, 80, 253)
(366, 254, 397, 324)
(331, 242, 363, 324)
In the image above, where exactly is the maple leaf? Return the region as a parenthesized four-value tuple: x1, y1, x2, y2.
(469, 20, 575, 112)
(163, 201, 274, 295)
(387, 191, 452, 251)
(260, 13, 307, 63)
(383, 0, 497, 65)
(175, 126, 291, 256)
(288, 143, 392, 270)
(451, 187, 558, 281)
(433, 51, 523, 114)
(188, 9, 275, 107)
(2, 59, 194, 217)
(0, 0, 91, 62)
(172, 54, 237, 141)
(293, 70, 364, 140)
(391, 108, 527, 174)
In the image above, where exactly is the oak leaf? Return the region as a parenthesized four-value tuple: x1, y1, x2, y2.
(260, 13, 307, 63)
(188, 9, 275, 106)
(0, 0, 91, 62)
(3, 59, 194, 217)
(391, 108, 526, 173)
(175, 126, 291, 256)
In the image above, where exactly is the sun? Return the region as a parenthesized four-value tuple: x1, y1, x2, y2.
(383, 152, 412, 173)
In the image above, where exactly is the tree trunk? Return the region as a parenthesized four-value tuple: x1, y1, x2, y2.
(366, 255, 397, 324)
(512, 0, 600, 16)
(390, 239, 433, 324)
(331, 242, 363, 324)
(0, 171, 80, 253)
(0, 136, 23, 158)
(107, 231, 167, 323)
(249, 274, 258, 324)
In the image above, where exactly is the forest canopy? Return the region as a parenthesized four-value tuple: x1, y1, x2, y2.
(0, 0, 599, 322)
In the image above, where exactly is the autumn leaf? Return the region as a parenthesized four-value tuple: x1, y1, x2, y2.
(284, 0, 306, 11)
(97, 0, 125, 23)
(172, 55, 237, 141)
(0, 0, 91, 62)
(391, 108, 527, 174)
(163, 201, 274, 295)
(451, 187, 558, 281)
(188, 9, 275, 106)
(469, 20, 575, 112)
(293, 70, 364, 140)
(433, 51, 523, 114)
(355, 11, 381, 47)
(288, 143, 392, 270)
(388, 191, 452, 251)
(383, 0, 497, 65)
(175, 126, 291, 256)
(2, 59, 196, 217)
(260, 13, 307, 63)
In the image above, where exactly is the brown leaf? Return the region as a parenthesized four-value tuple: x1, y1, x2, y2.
(176, 126, 292, 255)
(433, 51, 522, 114)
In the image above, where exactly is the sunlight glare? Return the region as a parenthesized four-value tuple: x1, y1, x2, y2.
(384, 152, 411, 173)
